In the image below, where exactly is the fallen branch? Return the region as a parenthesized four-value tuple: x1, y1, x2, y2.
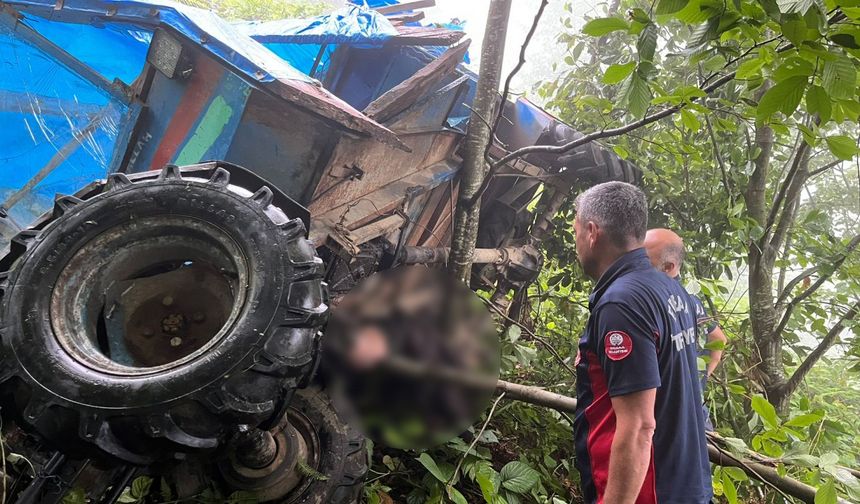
(492, 380, 849, 503)
(375, 362, 852, 501)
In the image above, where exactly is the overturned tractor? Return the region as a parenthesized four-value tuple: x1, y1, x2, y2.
(0, 0, 639, 501)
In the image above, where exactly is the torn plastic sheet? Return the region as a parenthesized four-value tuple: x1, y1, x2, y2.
(0, 19, 125, 232)
(20, 13, 152, 86)
(234, 6, 398, 77)
(4, 0, 315, 84)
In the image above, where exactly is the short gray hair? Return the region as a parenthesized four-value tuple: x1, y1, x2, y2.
(575, 181, 647, 247)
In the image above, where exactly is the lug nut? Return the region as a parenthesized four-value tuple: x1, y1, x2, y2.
(162, 296, 174, 307)
(170, 337, 182, 347)
(192, 312, 205, 323)
(142, 328, 154, 338)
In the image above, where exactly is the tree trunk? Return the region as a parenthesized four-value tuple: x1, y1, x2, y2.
(448, 0, 512, 281)
(744, 117, 785, 400)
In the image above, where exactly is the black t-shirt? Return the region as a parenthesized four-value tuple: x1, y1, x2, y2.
(573, 249, 713, 504)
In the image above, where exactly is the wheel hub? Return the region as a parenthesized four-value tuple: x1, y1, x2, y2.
(220, 408, 322, 503)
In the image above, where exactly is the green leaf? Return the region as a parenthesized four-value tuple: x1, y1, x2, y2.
(681, 109, 701, 131)
(630, 8, 652, 23)
(417, 453, 450, 483)
(830, 32, 860, 49)
(773, 57, 814, 82)
(604, 62, 636, 84)
(625, 73, 652, 118)
(506, 325, 521, 343)
(815, 479, 838, 504)
(638, 23, 658, 62)
(826, 135, 859, 160)
(477, 473, 497, 503)
(677, 0, 718, 23)
(582, 17, 629, 36)
(751, 395, 780, 429)
(736, 57, 764, 80)
(805, 85, 832, 123)
(500, 461, 540, 494)
(446, 486, 468, 504)
(779, 0, 816, 14)
(704, 339, 726, 350)
(756, 76, 808, 120)
(62, 489, 87, 504)
(722, 472, 738, 504)
(227, 491, 258, 504)
(785, 412, 824, 427)
(613, 144, 630, 159)
(723, 467, 749, 482)
(822, 56, 856, 100)
(160, 477, 174, 502)
(781, 15, 808, 46)
(656, 0, 688, 15)
(820, 452, 840, 467)
(783, 454, 820, 467)
(131, 476, 152, 499)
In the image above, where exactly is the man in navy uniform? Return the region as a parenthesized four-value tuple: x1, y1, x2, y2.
(572, 182, 712, 504)
(644, 228, 728, 432)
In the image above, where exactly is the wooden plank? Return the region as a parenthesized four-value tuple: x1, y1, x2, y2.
(349, 214, 406, 245)
(309, 131, 461, 216)
(363, 40, 470, 123)
(405, 183, 448, 246)
(386, 12, 426, 24)
(388, 25, 466, 46)
(310, 158, 459, 245)
(376, 0, 436, 14)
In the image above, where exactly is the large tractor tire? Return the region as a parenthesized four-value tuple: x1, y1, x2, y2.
(0, 164, 327, 464)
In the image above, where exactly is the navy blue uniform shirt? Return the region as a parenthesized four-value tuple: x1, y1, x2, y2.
(574, 249, 713, 504)
(688, 290, 719, 430)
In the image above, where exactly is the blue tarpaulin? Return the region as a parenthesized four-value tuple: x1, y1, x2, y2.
(234, 6, 398, 76)
(0, 0, 319, 228)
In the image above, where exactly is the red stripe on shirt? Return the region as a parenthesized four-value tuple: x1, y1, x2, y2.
(584, 350, 658, 504)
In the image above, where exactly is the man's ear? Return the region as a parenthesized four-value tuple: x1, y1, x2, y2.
(661, 261, 676, 274)
(587, 221, 599, 248)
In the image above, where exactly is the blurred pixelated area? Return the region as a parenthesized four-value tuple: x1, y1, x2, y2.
(322, 266, 500, 450)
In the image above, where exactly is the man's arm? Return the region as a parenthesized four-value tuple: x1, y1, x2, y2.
(604, 388, 657, 504)
(706, 326, 727, 377)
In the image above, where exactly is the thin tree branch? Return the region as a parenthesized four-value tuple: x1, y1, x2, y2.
(448, 392, 506, 489)
(781, 300, 860, 400)
(490, 71, 737, 169)
(766, 141, 811, 253)
(774, 233, 860, 335)
(486, 0, 549, 150)
(707, 440, 808, 502)
(482, 298, 576, 376)
(777, 233, 860, 305)
(809, 159, 844, 178)
(704, 113, 734, 200)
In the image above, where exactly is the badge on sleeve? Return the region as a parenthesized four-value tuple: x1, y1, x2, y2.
(604, 331, 633, 361)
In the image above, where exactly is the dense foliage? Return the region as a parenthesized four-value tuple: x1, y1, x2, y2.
(368, 0, 860, 503)
(176, 0, 327, 21)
